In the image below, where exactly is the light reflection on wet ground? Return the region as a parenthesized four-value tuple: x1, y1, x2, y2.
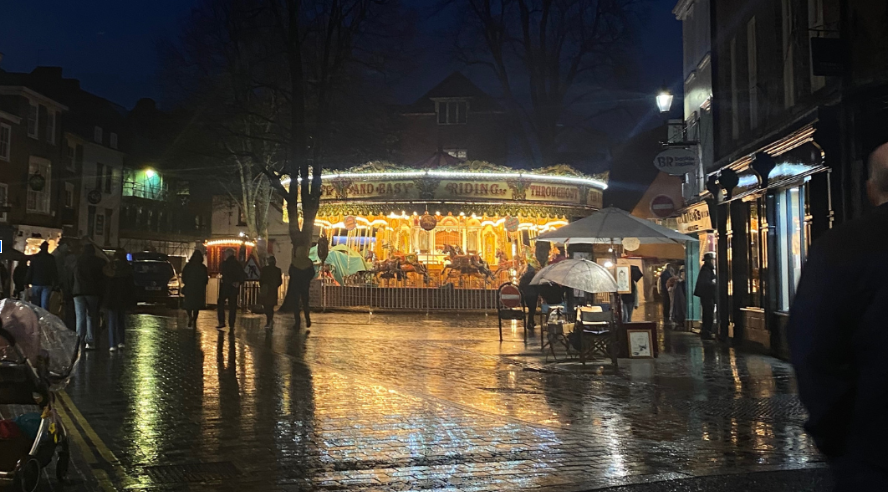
(65, 311, 821, 491)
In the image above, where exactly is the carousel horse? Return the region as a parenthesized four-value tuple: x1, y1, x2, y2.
(493, 249, 522, 278)
(373, 252, 429, 284)
(440, 244, 494, 283)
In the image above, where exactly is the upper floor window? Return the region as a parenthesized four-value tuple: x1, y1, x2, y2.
(46, 111, 56, 145)
(27, 157, 51, 214)
(0, 123, 10, 161)
(110, 133, 118, 149)
(27, 103, 39, 139)
(94, 126, 103, 144)
(104, 165, 113, 193)
(65, 142, 76, 171)
(0, 183, 8, 223)
(437, 101, 468, 125)
(95, 163, 104, 191)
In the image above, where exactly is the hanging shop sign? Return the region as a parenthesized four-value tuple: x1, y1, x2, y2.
(676, 203, 712, 233)
(504, 216, 519, 232)
(650, 195, 676, 218)
(343, 215, 357, 231)
(87, 189, 102, 205)
(653, 148, 697, 175)
(419, 212, 437, 231)
(28, 172, 46, 192)
(622, 237, 640, 251)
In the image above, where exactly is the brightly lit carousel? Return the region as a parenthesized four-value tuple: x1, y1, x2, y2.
(284, 159, 607, 296)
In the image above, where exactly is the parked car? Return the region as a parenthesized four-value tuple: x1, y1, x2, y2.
(131, 252, 180, 308)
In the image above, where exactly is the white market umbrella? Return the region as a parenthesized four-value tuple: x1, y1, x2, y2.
(530, 259, 618, 293)
(536, 207, 696, 245)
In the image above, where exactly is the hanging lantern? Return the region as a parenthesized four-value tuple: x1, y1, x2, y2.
(419, 211, 437, 231)
(28, 172, 46, 192)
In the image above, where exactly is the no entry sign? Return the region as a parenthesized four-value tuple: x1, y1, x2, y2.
(650, 195, 676, 218)
(499, 284, 522, 308)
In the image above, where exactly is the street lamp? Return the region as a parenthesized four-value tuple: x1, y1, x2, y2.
(656, 89, 674, 114)
(145, 168, 157, 179)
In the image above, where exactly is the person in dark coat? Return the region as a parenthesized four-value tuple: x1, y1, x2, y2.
(12, 260, 27, 299)
(518, 264, 538, 329)
(671, 266, 687, 326)
(259, 256, 283, 328)
(181, 250, 208, 328)
(25, 242, 58, 310)
(693, 254, 717, 340)
(102, 249, 134, 351)
(217, 248, 245, 330)
(658, 263, 674, 327)
(287, 245, 315, 330)
(788, 143, 888, 489)
(60, 243, 80, 330)
(73, 243, 106, 349)
(620, 265, 644, 323)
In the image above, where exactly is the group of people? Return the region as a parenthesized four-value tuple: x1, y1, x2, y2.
(657, 255, 717, 339)
(15, 240, 134, 351)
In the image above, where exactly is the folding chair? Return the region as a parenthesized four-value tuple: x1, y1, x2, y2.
(574, 307, 618, 366)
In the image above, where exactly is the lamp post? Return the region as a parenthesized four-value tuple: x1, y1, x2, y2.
(656, 88, 674, 114)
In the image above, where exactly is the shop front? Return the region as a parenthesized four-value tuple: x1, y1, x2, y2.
(709, 124, 831, 357)
(14, 225, 63, 255)
(675, 201, 716, 328)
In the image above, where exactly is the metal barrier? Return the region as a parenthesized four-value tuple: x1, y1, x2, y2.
(319, 281, 498, 311)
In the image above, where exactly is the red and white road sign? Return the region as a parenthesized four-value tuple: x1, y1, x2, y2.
(651, 195, 676, 218)
(499, 284, 522, 308)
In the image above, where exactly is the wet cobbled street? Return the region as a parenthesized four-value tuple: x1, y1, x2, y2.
(60, 311, 827, 491)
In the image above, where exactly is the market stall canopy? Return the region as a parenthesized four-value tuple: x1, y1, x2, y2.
(530, 259, 618, 293)
(536, 207, 696, 244)
(310, 245, 369, 285)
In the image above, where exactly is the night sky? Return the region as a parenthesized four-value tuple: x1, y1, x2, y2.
(0, 0, 681, 140)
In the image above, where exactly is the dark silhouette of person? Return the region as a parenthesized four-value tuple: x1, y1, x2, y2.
(658, 263, 674, 326)
(518, 264, 538, 329)
(788, 142, 888, 489)
(217, 248, 245, 330)
(259, 256, 283, 328)
(693, 254, 716, 340)
(182, 250, 208, 328)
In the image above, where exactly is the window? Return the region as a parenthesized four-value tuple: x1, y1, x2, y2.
(444, 149, 467, 159)
(65, 182, 74, 208)
(730, 37, 739, 140)
(776, 185, 807, 311)
(95, 214, 104, 237)
(436, 101, 468, 125)
(0, 183, 7, 222)
(95, 163, 104, 191)
(0, 123, 10, 161)
(808, 0, 826, 92)
(87, 206, 96, 237)
(105, 166, 113, 193)
(94, 126, 103, 144)
(747, 17, 758, 129)
(27, 157, 51, 214)
(65, 142, 75, 171)
(110, 133, 118, 149)
(46, 111, 56, 144)
(27, 103, 39, 138)
(782, 0, 795, 108)
(747, 199, 764, 307)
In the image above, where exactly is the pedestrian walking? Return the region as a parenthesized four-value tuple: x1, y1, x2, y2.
(12, 260, 27, 299)
(671, 266, 687, 327)
(658, 263, 674, 326)
(217, 248, 245, 330)
(518, 264, 538, 329)
(181, 250, 208, 328)
(289, 245, 315, 330)
(25, 242, 58, 310)
(60, 243, 80, 330)
(73, 244, 106, 349)
(102, 249, 134, 352)
(693, 254, 716, 340)
(788, 142, 888, 489)
(259, 256, 282, 329)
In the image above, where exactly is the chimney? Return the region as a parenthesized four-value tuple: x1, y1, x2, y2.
(31, 66, 63, 79)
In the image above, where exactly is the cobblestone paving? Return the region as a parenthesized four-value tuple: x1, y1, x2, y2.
(63, 311, 824, 491)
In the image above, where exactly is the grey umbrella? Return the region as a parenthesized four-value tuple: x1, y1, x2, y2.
(530, 259, 618, 293)
(536, 207, 696, 244)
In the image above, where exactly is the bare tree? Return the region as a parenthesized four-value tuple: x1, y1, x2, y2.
(450, 0, 640, 167)
(161, 0, 412, 255)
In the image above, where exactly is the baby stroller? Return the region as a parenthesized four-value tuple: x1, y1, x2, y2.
(0, 299, 80, 491)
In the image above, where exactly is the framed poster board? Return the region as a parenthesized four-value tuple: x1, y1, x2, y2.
(627, 329, 653, 358)
(615, 265, 631, 294)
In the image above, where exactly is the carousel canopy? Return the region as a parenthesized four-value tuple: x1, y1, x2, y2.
(536, 207, 696, 244)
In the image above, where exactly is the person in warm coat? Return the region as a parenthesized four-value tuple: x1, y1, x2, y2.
(518, 264, 538, 329)
(621, 265, 643, 323)
(288, 245, 315, 330)
(181, 250, 208, 328)
(25, 242, 58, 309)
(788, 142, 888, 489)
(73, 243, 107, 349)
(671, 266, 687, 326)
(659, 264, 675, 327)
(693, 254, 717, 340)
(217, 248, 245, 330)
(102, 249, 134, 351)
(60, 243, 80, 330)
(259, 256, 283, 328)
(12, 260, 27, 299)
